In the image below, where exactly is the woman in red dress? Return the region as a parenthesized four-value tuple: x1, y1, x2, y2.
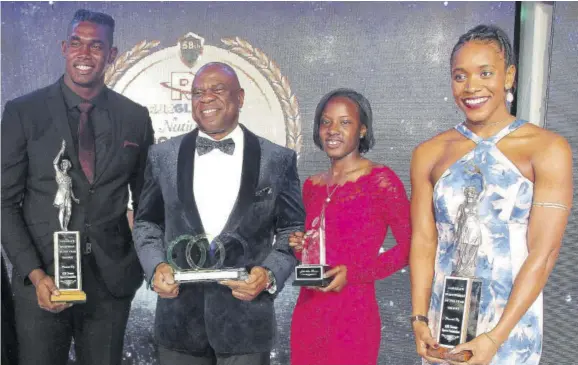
(289, 89, 412, 365)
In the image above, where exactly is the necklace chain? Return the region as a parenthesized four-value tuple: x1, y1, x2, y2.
(325, 183, 340, 204)
(323, 164, 367, 204)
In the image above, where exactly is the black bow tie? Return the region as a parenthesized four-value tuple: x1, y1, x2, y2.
(196, 136, 235, 156)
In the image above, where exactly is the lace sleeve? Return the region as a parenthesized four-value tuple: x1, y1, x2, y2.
(347, 167, 412, 284)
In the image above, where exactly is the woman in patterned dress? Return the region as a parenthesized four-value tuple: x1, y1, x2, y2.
(409, 25, 572, 365)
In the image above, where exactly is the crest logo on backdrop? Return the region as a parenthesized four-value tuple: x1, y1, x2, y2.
(104, 32, 302, 154)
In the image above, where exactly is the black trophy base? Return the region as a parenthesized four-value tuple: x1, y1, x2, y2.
(174, 268, 249, 283)
(51, 290, 87, 303)
(293, 264, 331, 287)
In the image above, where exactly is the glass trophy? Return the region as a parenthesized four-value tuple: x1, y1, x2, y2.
(293, 215, 331, 287)
(167, 232, 249, 282)
(51, 140, 86, 303)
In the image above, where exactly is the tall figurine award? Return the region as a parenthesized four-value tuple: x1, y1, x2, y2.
(427, 184, 484, 362)
(51, 140, 86, 303)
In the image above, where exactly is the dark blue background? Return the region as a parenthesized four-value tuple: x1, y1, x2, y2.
(2, 2, 576, 364)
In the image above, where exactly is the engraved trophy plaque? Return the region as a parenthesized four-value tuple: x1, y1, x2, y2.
(51, 140, 86, 303)
(167, 233, 249, 282)
(293, 215, 331, 287)
(428, 185, 483, 362)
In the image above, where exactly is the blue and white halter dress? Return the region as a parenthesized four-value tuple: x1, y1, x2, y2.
(427, 119, 542, 364)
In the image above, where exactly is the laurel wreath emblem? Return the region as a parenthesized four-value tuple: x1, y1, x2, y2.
(221, 37, 302, 155)
(104, 40, 161, 88)
(104, 37, 301, 155)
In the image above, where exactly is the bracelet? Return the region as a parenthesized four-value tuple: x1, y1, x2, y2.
(483, 333, 499, 349)
(409, 315, 429, 325)
(532, 202, 569, 211)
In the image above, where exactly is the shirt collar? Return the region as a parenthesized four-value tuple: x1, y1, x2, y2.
(59, 76, 110, 110)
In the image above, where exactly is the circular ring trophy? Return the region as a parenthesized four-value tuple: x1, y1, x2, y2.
(167, 232, 249, 282)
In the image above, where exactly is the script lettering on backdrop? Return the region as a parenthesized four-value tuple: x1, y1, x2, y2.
(105, 33, 302, 209)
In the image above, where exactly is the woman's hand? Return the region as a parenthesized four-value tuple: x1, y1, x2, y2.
(412, 320, 443, 364)
(289, 231, 305, 252)
(320, 265, 347, 293)
(446, 332, 500, 365)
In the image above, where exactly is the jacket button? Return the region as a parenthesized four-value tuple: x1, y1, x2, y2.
(89, 188, 95, 194)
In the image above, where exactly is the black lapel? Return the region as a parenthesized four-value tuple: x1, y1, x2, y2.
(222, 125, 261, 233)
(177, 129, 205, 234)
(93, 89, 121, 185)
(46, 82, 80, 172)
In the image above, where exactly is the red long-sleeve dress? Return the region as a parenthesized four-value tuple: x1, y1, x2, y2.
(290, 166, 412, 365)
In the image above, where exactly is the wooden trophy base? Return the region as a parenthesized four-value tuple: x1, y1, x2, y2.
(427, 346, 473, 362)
(51, 290, 87, 303)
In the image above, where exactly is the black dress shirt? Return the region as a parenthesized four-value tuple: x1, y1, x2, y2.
(60, 77, 112, 179)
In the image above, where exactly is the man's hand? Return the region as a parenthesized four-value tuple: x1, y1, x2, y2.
(220, 266, 269, 301)
(153, 263, 180, 299)
(29, 269, 72, 313)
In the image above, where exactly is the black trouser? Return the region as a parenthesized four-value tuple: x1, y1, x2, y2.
(2, 255, 18, 365)
(12, 254, 133, 365)
(158, 346, 271, 365)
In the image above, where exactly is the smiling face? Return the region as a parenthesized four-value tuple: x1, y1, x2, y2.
(191, 64, 245, 140)
(451, 40, 516, 124)
(318, 96, 366, 161)
(61, 21, 117, 94)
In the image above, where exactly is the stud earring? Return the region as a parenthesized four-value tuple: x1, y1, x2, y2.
(506, 90, 514, 103)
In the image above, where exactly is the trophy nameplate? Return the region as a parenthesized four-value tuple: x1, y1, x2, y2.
(427, 276, 480, 361)
(168, 233, 249, 283)
(293, 215, 332, 287)
(52, 231, 86, 303)
(293, 264, 331, 287)
(51, 140, 86, 303)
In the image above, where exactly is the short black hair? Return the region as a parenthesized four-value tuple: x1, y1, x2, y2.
(68, 9, 115, 45)
(313, 88, 375, 154)
(451, 24, 516, 70)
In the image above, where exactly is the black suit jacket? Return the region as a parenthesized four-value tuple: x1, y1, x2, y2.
(1, 80, 154, 298)
(133, 126, 305, 355)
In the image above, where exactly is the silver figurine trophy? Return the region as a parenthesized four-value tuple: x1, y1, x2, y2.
(429, 179, 484, 362)
(52, 140, 86, 303)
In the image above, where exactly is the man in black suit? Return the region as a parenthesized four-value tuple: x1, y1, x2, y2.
(133, 62, 305, 365)
(1, 9, 154, 365)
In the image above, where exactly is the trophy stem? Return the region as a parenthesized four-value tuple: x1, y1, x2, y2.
(319, 216, 326, 266)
